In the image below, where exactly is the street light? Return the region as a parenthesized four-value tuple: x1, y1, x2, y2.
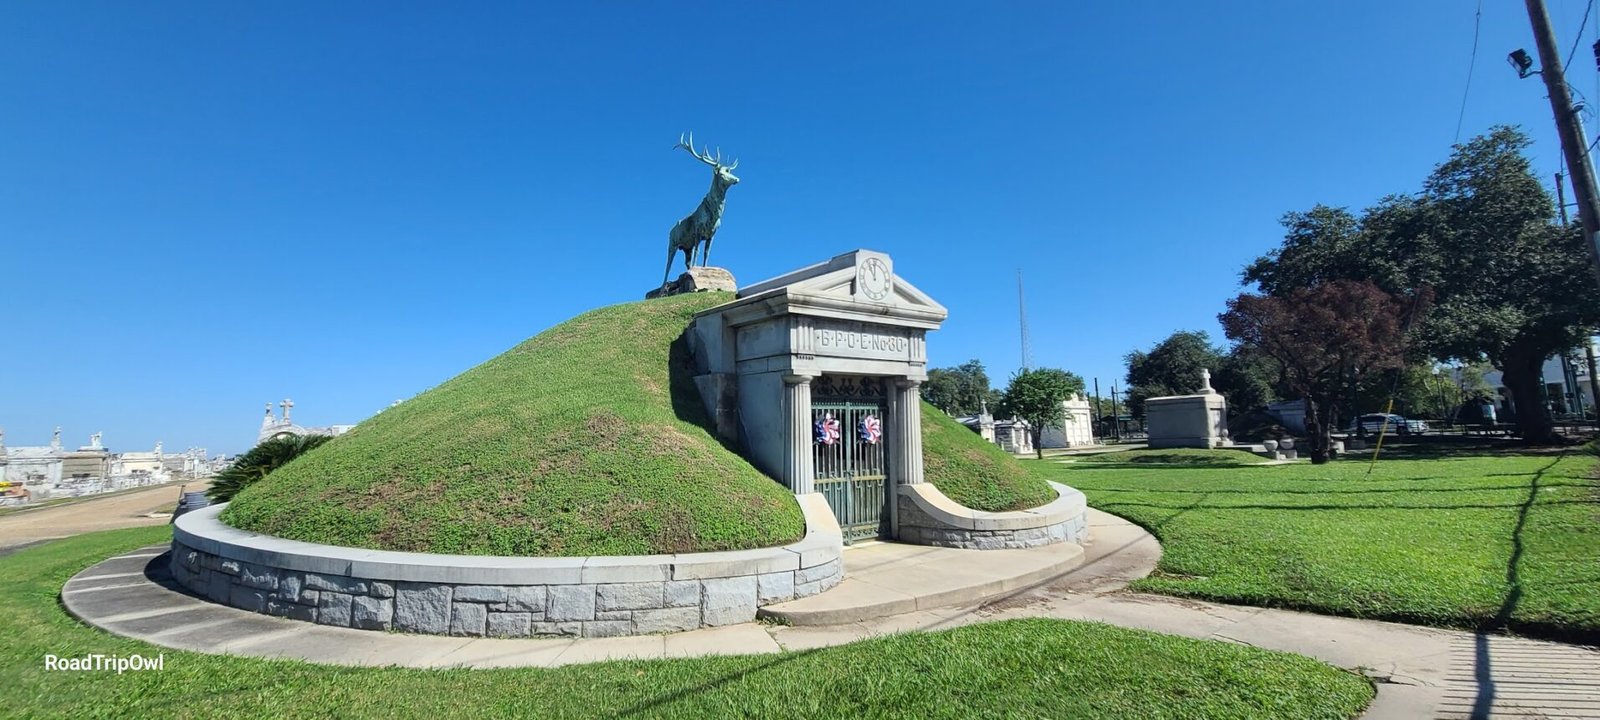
(1509, 48, 1537, 78)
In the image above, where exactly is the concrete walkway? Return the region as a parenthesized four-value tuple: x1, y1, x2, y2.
(63, 509, 1599, 719)
(759, 539, 1084, 625)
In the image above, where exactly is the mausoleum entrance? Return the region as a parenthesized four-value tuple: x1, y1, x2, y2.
(812, 375, 890, 543)
(686, 250, 949, 540)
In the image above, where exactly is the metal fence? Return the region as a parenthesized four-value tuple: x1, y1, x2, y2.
(813, 400, 888, 543)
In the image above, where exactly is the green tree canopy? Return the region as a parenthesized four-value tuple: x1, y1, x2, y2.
(1125, 331, 1219, 417)
(1240, 126, 1600, 443)
(924, 359, 1001, 416)
(999, 367, 1086, 459)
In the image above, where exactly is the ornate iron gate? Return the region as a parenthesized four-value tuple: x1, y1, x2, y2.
(812, 399, 889, 543)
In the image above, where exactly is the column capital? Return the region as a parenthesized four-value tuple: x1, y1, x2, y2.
(894, 378, 923, 390)
(783, 373, 817, 385)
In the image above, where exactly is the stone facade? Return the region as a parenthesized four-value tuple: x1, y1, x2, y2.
(894, 481, 1088, 550)
(170, 495, 842, 638)
(685, 250, 949, 543)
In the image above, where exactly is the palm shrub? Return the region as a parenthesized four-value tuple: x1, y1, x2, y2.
(207, 434, 332, 502)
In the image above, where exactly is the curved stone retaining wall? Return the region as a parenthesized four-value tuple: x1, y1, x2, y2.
(897, 481, 1088, 550)
(169, 494, 842, 639)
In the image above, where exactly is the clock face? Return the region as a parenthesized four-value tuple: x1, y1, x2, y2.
(860, 257, 893, 301)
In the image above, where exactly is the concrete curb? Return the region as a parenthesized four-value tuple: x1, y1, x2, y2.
(897, 481, 1089, 549)
(901, 481, 1085, 531)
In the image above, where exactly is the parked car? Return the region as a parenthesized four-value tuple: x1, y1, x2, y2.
(1348, 413, 1428, 436)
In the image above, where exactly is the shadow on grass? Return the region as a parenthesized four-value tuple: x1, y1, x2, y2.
(614, 649, 821, 718)
(1469, 453, 1557, 720)
(1074, 461, 1267, 470)
(1073, 481, 1591, 497)
(1094, 498, 1593, 513)
(667, 331, 745, 457)
(1364, 436, 1555, 460)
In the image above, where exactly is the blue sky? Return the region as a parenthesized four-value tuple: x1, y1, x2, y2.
(2, 1, 1592, 453)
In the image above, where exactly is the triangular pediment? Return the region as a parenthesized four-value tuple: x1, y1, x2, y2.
(737, 249, 949, 322)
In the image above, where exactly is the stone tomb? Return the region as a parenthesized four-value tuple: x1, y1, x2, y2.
(1145, 369, 1229, 449)
(687, 249, 1090, 551)
(688, 250, 944, 541)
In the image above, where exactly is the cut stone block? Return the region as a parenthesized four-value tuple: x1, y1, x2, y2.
(395, 582, 453, 634)
(547, 585, 596, 622)
(487, 612, 532, 638)
(701, 576, 757, 626)
(450, 602, 488, 637)
(352, 596, 393, 630)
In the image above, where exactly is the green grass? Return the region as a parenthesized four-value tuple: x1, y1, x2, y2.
(921, 403, 1056, 511)
(6, 528, 1372, 719)
(1074, 448, 1269, 468)
(1052, 448, 1600, 643)
(224, 293, 805, 557)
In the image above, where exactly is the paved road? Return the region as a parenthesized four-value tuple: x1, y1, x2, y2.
(0, 481, 206, 550)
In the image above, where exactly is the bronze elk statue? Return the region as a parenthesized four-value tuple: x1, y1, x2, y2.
(662, 132, 739, 287)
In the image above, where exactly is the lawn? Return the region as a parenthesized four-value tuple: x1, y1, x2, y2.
(1053, 446, 1600, 643)
(4, 528, 1372, 719)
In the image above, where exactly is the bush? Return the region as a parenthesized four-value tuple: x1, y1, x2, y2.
(208, 434, 332, 503)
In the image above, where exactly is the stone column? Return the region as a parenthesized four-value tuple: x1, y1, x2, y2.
(782, 374, 816, 495)
(889, 379, 925, 487)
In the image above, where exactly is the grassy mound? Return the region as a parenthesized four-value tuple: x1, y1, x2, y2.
(7, 528, 1374, 719)
(921, 403, 1056, 511)
(223, 293, 805, 557)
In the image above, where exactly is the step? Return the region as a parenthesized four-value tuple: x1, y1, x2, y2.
(758, 540, 1086, 626)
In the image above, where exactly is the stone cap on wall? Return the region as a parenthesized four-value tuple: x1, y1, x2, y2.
(897, 481, 1084, 532)
(1145, 392, 1226, 405)
(175, 493, 842, 586)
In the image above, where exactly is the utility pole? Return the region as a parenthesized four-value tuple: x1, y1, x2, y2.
(1093, 377, 1102, 441)
(1110, 381, 1121, 441)
(1559, 165, 1600, 418)
(1522, 0, 1600, 287)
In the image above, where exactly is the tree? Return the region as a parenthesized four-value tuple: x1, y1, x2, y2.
(1241, 127, 1600, 443)
(1220, 280, 1410, 463)
(1414, 129, 1598, 442)
(1125, 331, 1220, 417)
(923, 360, 1001, 416)
(208, 434, 332, 502)
(999, 367, 1086, 459)
(1215, 346, 1278, 416)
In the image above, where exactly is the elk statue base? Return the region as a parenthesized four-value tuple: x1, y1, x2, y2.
(646, 266, 737, 299)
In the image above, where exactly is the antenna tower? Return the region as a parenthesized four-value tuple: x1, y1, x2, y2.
(1018, 269, 1033, 371)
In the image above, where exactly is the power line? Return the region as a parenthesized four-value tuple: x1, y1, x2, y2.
(1565, 0, 1596, 72)
(1454, 0, 1483, 144)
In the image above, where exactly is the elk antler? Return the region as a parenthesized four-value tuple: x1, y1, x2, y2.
(675, 132, 720, 167)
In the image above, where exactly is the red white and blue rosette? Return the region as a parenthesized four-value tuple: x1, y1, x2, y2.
(858, 414, 882, 444)
(814, 414, 841, 445)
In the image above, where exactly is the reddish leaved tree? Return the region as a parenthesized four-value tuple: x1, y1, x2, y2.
(1219, 280, 1414, 464)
